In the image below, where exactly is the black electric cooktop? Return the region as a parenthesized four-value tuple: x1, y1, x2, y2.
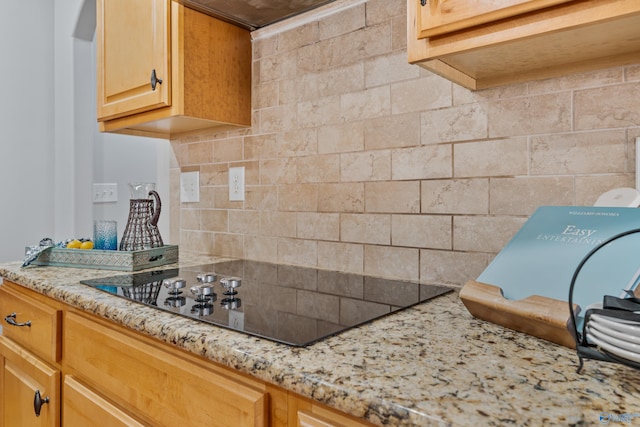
(80, 260, 453, 346)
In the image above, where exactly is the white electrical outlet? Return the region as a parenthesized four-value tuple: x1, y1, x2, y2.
(180, 171, 200, 203)
(92, 183, 118, 203)
(229, 167, 245, 201)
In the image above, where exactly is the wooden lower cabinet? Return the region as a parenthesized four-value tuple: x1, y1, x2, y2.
(0, 280, 373, 427)
(0, 335, 60, 427)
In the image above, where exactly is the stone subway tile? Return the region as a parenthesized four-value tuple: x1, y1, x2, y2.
(317, 241, 364, 274)
(421, 179, 489, 215)
(213, 233, 244, 258)
(453, 215, 526, 253)
(297, 154, 341, 184)
(340, 151, 391, 182)
(391, 214, 452, 249)
(365, 181, 420, 213)
(317, 183, 365, 213)
(364, 245, 419, 281)
(454, 137, 527, 178)
(530, 130, 626, 175)
(391, 75, 452, 115)
(318, 122, 365, 154)
(420, 249, 489, 286)
(575, 83, 640, 130)
(421, 103, 488, 144)
(278, 184, 318, 211)
(296, 212, 340, 241)
(391, 144, 452, 180)
(260, 211, 297, 238)
(488, 92, 571, 137)
(363, 112, 421, 151)
(340, 213, 391, 245)
(489, 176, 573, 216)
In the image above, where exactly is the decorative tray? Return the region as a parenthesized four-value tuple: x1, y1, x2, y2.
(29, 245, 179, 271)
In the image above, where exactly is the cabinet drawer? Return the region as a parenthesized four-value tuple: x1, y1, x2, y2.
(63, 375, 147, 427)
(0, 284, 61, 363)
(290, 395, 373, 427)
(64, 311, 267, 427)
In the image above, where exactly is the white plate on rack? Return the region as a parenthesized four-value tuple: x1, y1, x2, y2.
(587, 319, 640, 346)
(587, 324, 640, 354)
(590, 314, 640, 336)
(587, 332, 640, 364)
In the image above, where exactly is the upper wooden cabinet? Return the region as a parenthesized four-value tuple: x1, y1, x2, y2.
(417, 0, 571, 38)
(408, 0, 640, 90)
(97, 0, 251, 138)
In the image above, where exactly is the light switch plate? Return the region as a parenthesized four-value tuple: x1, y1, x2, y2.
(229, 167, 245, 201)
(93, 183, 118, 203)
(180, 171, 200, 203)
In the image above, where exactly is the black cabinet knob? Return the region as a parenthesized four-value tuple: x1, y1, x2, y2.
(151, 68, 163, 91)
(34, 390, 49, 417)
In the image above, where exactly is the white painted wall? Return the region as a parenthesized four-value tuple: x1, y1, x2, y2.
(0, 0, 55, 262)
(93, 132, 171, 249)
(0, 0, 170, 263)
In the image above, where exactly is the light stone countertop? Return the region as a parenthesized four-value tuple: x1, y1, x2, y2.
(1, 254, 640, 426)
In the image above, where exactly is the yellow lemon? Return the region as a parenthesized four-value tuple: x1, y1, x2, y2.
(66, 239, 82, 249)
(80, 241, 94, 250)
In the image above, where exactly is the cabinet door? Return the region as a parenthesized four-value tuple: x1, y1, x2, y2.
(63, 376, 146, 427)
(417, 0, 572, 38)
(0, 336, 60, 427)
(97, 0, 171, 120)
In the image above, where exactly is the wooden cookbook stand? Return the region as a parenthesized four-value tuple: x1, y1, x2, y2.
(460, 280, 577, 348)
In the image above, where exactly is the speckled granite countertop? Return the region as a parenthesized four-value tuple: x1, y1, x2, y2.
(1, 254, 640, 426)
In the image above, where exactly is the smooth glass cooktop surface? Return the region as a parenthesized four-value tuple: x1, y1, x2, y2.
(80, 260, 453, 346)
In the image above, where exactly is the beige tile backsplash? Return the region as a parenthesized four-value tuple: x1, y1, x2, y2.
(170, 0, 638, 286)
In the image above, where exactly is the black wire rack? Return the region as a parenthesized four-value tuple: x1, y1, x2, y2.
(569, 228, 640, 373)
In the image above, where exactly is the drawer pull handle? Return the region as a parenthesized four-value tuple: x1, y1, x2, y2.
(4, 312, 31, 327)
(33, 390, 49, 417)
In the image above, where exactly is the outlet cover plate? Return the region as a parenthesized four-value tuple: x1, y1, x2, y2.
(229, 167, 245, 201)
(180, 171, 200, 203)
